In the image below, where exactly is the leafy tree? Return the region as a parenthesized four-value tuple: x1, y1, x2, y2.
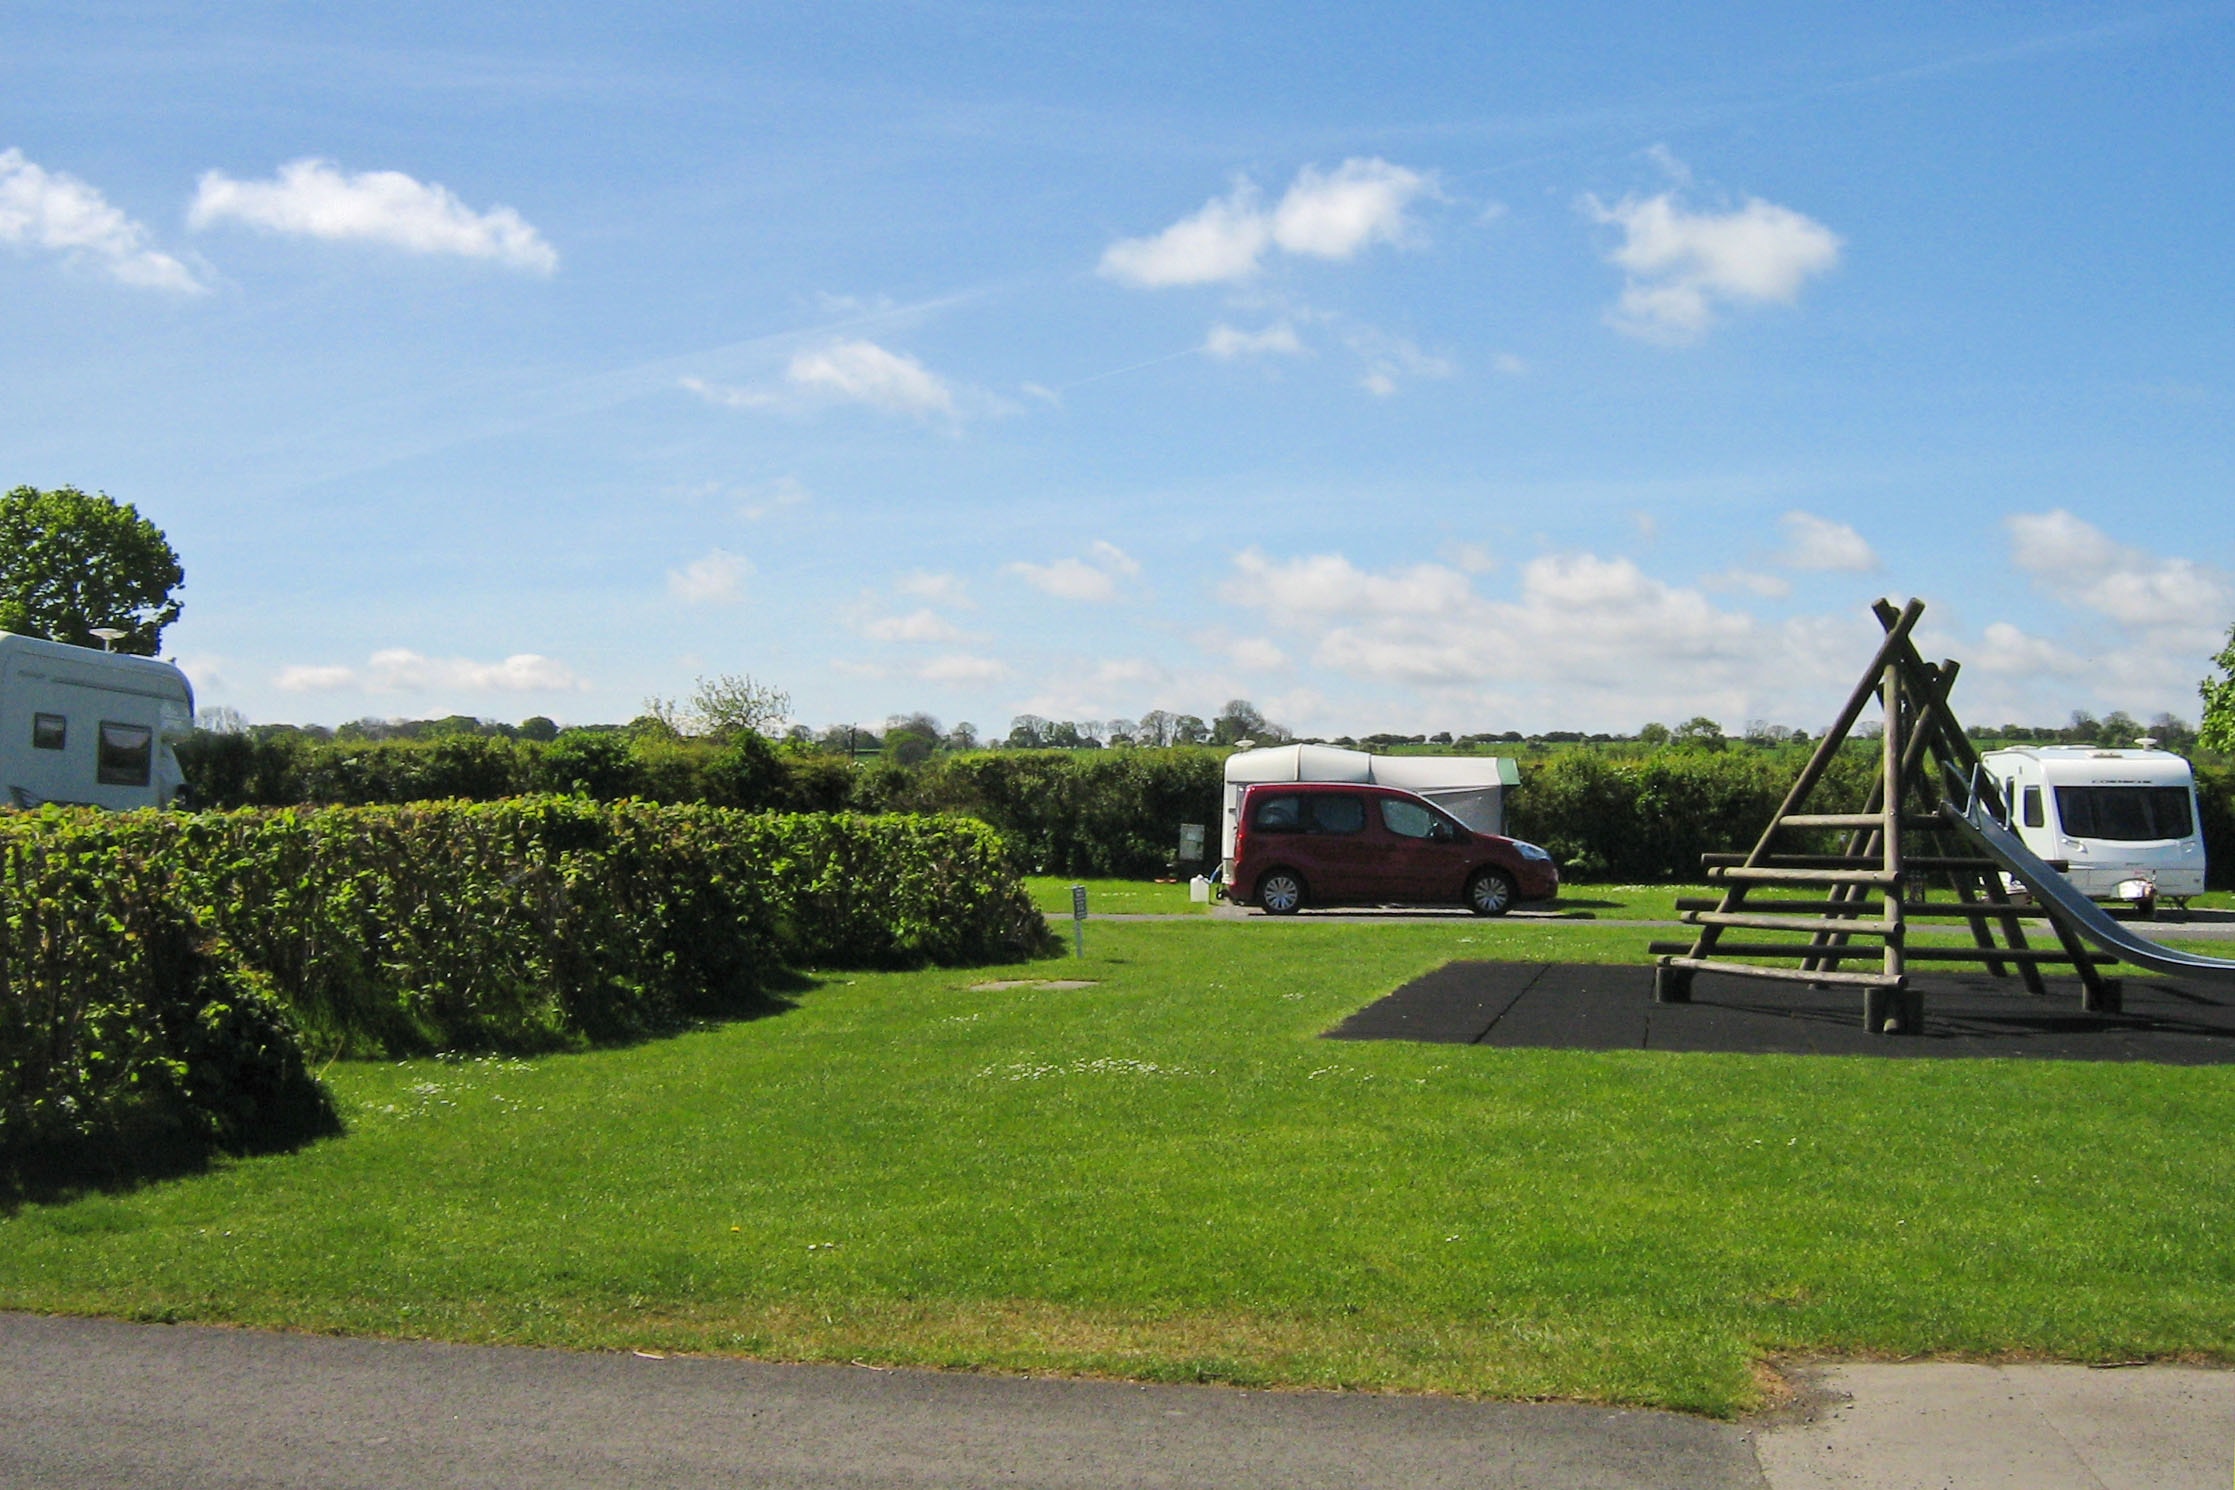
(2201, 624, 2235, 755)
(1672, 716, 1726, 750)
(0, 484, 185, 653)
(537, 730, 642, 799)
(688, 673, 791, 739)
(1212, 699, 1269, 746)
(883, 714, 938, 767)
(518, 716, 560, 742)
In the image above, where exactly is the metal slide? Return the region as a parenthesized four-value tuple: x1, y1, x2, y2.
(1938, 796, 2235, 983)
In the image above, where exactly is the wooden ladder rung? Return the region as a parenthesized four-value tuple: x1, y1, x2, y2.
(1682, 910, 1900, 936)
(1655, 955, 1901, 990)
(1675, 897, 2051, 919)
(1699, 853, 2003, 872)
(1707, 866, 1900, 886)
(1901, 946, 2116, 965)
(1776, 813, 1944, 830)
(1653, 940, 1899, 958)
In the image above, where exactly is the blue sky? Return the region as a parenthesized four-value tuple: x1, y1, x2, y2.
(6, 2, 2232, 738)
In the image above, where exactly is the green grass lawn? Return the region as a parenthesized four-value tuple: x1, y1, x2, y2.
(5, 918, 2233, 1416)
(1022, 876, 1214, 916)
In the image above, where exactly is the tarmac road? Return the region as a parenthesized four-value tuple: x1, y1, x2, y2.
(0, 1312, 1761, 1489)
(5, 1313, 2232, 1489)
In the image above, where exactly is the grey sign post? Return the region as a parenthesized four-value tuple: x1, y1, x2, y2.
(1070, 884, 1088, 958)
(1177, 823, 1205, 863)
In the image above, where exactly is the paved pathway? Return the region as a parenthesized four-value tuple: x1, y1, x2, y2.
(4, 1315, 2230, 1488)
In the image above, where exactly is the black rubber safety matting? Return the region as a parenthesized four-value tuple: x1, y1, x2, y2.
(1324, 961, 2235, 1062)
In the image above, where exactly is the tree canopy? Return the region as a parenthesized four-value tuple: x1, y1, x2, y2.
(2201, 623, 2235, 755)
(0, 484, 184, 653)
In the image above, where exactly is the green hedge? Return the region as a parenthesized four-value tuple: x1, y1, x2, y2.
(0, 832, 334, 1165)
(178, 733, 2235, 888)
(1, 800, 1055, 1165)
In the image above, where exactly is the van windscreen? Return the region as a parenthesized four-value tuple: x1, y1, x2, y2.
(2053, 785, 2193, 842)
(96, 722, 153, 787)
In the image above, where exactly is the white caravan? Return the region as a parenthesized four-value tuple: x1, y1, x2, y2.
(0, 632, 195, 810)
(1977, 745, 2206, 911)
(1220, 744, 1522, 876)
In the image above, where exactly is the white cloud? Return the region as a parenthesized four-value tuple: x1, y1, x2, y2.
(1204, 321, 1306, 359)
(277, 650, 587, 693)
(1099, 157, 1432, 288)
(2007, 510, 2230, 630)
(0, 148, 202, 292)
(1703, 567, 1793, 598)
(274, 664, 357, 692)
(863, 607, 964, 643)
(1347, 328, 1456, 396)
(1777, 512, 1878, 572)
(1089, 540, 1141, 575)
(1225, 548, 1474, 622)
(1010, 541, 1140, 603)
(1228, 637, 1288, 670)
(679, 376, 779, 411)
(1098, 180, 1270, 288)
(683, 340, 965, 420)
(1220, 546, 1829, 726)
(918, 653, 1012, 684)
(1491, 352, 1528, 377)
(1583, 162, 1841, 342)
(667, 548, 751, 605)
(1269, 158, 1433, 260)
(1009, 559, 1117, 602)
(189, 158, 557, 272)
(786, 339, 957, 416)
(1971, 621, 2086, 677)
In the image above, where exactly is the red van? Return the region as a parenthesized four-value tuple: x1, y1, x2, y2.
(1229, 781, 1558, 915)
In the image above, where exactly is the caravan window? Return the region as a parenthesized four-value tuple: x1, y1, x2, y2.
(96, 722, 152, 786)
(2054, 785, 2194, 842)
(31, 713, 66, 750)
(2021, 786, 2044, 828)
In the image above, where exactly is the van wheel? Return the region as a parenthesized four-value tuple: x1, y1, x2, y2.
(1466, 868, 1516, 917)
(1258, 870, 1306, 915)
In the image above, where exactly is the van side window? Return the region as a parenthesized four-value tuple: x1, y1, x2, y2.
(2022, 785, 2044, 829)
(1252, 795, 1302, 833)
(1381, 798, 1435, 839)
(31, 713, 66, 750)
(1306, 794, 1366, 835)
(96, 722, 153, 787)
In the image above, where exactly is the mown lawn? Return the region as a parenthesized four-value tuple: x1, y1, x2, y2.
(4, 918, 2232, 1416)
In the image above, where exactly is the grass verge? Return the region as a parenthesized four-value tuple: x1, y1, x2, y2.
(3, 918, 2231, 1415)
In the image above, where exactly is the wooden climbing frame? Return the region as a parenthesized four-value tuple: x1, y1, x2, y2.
(1649, 598, 2120, 1033)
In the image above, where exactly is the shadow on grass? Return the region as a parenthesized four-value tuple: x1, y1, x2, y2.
(1, 1087, 345, 1216)
(1542, 897, 1624, 916)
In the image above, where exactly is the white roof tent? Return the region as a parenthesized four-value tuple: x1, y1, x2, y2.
(1220, 744, 1523, 867)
